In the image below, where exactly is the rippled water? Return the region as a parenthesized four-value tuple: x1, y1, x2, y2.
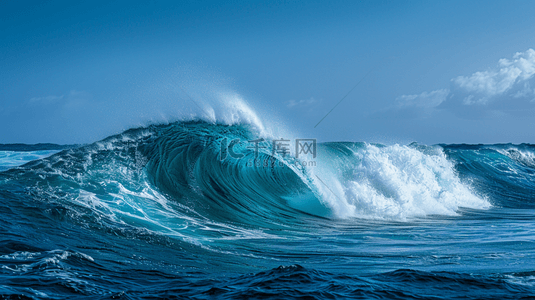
(1, 121, 534, 299)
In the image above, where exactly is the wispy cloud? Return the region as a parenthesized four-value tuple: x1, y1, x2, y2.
(27, 90, 89, 108)
(287, 97, 320, 110)
(396, 89, 449, 108)
(387, 48, 535, 119)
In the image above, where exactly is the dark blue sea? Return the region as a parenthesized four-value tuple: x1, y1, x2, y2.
(1, 121, 535, 299)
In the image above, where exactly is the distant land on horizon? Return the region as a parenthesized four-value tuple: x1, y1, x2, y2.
(0, 143, 81, 152)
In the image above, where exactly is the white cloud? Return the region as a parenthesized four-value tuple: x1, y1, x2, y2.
(512, 82, 534, 99)
(396, 89, 449, 108)
(451, 48, 535, 105)
(28, 90, 88, 107)
(287, 97, 319, 108)
(389, 49, 535, 119)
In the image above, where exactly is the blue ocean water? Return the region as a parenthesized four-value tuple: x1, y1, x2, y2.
(1, 120, 535, 299)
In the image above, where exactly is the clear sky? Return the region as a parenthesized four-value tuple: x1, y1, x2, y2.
(1, 0, 535, 145)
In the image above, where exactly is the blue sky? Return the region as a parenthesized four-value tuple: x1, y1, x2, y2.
(1, 0, 535, 144)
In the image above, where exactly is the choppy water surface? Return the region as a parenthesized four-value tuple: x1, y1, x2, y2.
(1, 121, 534, 299)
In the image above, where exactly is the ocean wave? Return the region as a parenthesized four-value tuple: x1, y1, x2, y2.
(0, 119, 503, 241)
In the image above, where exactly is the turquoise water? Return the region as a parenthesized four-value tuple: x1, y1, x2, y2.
(0, 150, 60, 171)
(1, 121, 534, 299)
